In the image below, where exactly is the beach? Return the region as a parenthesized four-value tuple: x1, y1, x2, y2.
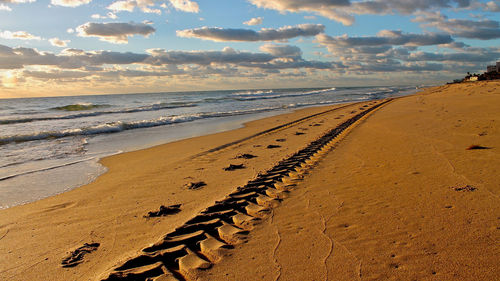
(0, 81, 499, 280)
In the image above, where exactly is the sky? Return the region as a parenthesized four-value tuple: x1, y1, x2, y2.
(0, 0, 499, 98)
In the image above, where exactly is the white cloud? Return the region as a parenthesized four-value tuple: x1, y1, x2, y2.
(0, 0, 36, 3)
(107, 0, 198, 14)
(244, 17, 263, 26)
(0, 30, 41, 40)
(50, 0, 91, 7)
(169, 0, 199, 13)
(76, 22, 156, 44)
(177, 24, 325, 42)
(107, 0, 138, 12)
(92, 12, 118, 19)
(0, 3, 12, 10)
(49, 37, 70, 47)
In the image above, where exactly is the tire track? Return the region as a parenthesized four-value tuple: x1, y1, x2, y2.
(96, 99, 392, 281)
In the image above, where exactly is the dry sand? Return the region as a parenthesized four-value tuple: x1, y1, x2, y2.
(0, 81, 499, 281)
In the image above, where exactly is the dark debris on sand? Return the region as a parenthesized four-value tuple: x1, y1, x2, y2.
(224, 164, 245, 171)
(236, 153, 257, 159)
(61, 243, 100, 267)
(185, 181, 207, 190)
(451, 185, 477, 192)
(466, 144, 491, 150)
(145, 204, 182, 217)
(267, 144, 281, 149)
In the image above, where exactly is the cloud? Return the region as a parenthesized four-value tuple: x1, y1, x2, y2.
(91, 12, 117, 19)
(407, 48, 500, 63)
(169, 0, 199, 13)
(249, 0, 475, 25)
(316, 30, 453, 50)
(49, 38, 70, 47)
(50, 0, 91, 7)
(107, 0, 198, 14)
(415, 12, 500, 40)
(0, 4, 12, 10)
(107, 0, 161, 14)
(23, 69, 92, 80)
(145, 47, 275, 65)
(107, 0, 136, 12)
(0, 0, 36, 3)
(177, 24, 325, 42)
(76, 22, 156, 44)
(249, 0, 353, 25)
(259, 44, 302, 57)
(244, 17, 263, 26)
(0, 30, 41, 40)
(0, 43, 337, 74)
(485, 1, 500, 12)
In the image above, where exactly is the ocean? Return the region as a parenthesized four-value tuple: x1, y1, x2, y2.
(0, 86, 419, 209)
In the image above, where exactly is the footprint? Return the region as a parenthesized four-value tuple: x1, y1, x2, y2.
(294, 132, 305, 135)
(466, 144, 491, 150)
(235, 153, 257, 159)
(267, 145, 281, 149)
(276, 138, 286, 142)
(145, 204, 182, 218)
(61, 242, 100, 268)
(223, 164, 245, 171)
(451, 185, 477, 192)
(185, 181, 207, 190)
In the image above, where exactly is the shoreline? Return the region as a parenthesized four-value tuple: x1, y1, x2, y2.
(1, 81, 498, 280)
(0, 91, 410, 210)
(0, 109, 292, 210)
(0, 86, 419, 210)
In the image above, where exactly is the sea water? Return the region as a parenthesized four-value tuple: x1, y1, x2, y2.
(0, 86, 419, 209)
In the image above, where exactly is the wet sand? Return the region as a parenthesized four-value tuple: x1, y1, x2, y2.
(0, 81, 499, 280)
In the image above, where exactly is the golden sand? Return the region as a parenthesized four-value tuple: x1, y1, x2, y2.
(0, 81, 499, 281)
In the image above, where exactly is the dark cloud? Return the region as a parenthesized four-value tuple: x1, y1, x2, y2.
(407, 48, 500, 63)
(415, 13, 500, 40)
(316, 30, 453, 50)
(250, 0, 474, 25)
(76, 22, 156, 44)
(23, 70, 92, 80)
(145, 47, 275, 65)
(176, 24, 325, 42)
(259, 44, 302, 57)
(0, 44, 336, 74)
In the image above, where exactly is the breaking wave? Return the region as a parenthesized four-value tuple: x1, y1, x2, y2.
(0, 99, 342, 145)
(51, 103, 111, 111)
(0, 102, 197, 125)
